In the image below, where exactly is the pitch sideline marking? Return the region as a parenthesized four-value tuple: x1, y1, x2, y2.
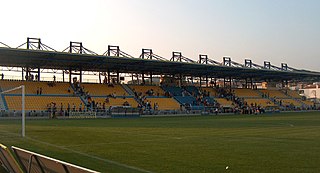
(278, 123, 294, 127)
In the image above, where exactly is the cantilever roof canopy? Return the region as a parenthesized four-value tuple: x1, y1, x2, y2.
(0, 47, 320, 81)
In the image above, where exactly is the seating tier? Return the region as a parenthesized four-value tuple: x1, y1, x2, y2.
(144, 98, 181, 110)
(174, 96, 197, 105)
(4, 96, 82, 111)
(201, 88, 218, 97)
(285, 90, 302, 99)
(81, 83, 128, 96)
(280, 99, 302, 107)
(301, 100, 314, 106)
(215, 98, 234, 107)
(129, 85, 165, 96)
(259, 89, 289, 98)
(234, 89, 261, 98)
(92, 97, 138, 107)
(162, 86, 184, 96)
(0, 80, 70, 95)
(244, 99, 276, 107)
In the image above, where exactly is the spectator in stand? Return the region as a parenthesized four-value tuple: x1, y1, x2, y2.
(214, 108, 219, 115)
(59, 103, 63, 116)
(85, 91, 89, 97)
(77, 82, 80, 90)
(79, 103, 82, 112)
(50, 102, 57, 118)
(1, 73, 3, 80)
(133, 89, 137, 96)
(72, 103, 76, 112)
(138, 104, 143, 114)
(105, 97, 110, 103)
(112, 92, 117, 98)
(154, 102, 159, 111)
(67, 103, 70, 113)
(60, 103, 63, 112)
(92, 100, 95, 110)
(145, 101, 150, 110)
(123, 101, 130, 106)
(103, 102, 106, 111)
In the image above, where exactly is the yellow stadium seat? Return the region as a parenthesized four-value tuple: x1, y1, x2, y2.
(81, 83, 128, 96)
(244, 98, 276, 107)
(4, 96, 83, 111)
(280, 99, 302, 107)
(130, 85, 165, 96)
(215, 98, 234, 107)
(201, 88, 218, 97)
(92, 97, 138, 107)
(285, 90, 302, 99)
(259, 89, 289, 98)
(144, 98, 181, 110)
(0, 80, 71, 95)
(234, 89, 261, 98)
(301, 100, 314, 106)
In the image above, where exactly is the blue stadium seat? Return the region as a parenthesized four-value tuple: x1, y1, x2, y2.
(184, 86, 199, 96)
(162, 86, 184, 96)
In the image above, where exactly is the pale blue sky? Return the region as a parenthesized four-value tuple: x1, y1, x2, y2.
(1, 0, 319, 71)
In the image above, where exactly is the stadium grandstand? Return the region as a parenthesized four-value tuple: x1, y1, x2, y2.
(0, 37, 320, 118)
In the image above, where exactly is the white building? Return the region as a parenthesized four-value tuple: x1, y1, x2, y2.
(299, 83, 320, 99)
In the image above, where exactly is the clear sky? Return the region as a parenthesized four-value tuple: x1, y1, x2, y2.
(1, 0, 319, 71)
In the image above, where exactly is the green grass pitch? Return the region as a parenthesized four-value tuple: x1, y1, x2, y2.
(0, 112, 320, 173)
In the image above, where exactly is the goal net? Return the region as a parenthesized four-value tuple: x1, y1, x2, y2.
(0, 85, 25, 137)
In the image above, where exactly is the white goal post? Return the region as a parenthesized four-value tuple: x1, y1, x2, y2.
(1, 85, 25, 137)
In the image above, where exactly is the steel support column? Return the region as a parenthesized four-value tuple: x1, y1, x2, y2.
(142, 73, 145, 84)
(37, 68, 40, 81)
(206, 76, 208, 87)
(21, 68, 24, 81)
(107, 70, 111, 84)
(79, 69, 82, 83)
(62, 71, 65, 82)
(117, 71, 120, 84)
(69, 69, 72, 83)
